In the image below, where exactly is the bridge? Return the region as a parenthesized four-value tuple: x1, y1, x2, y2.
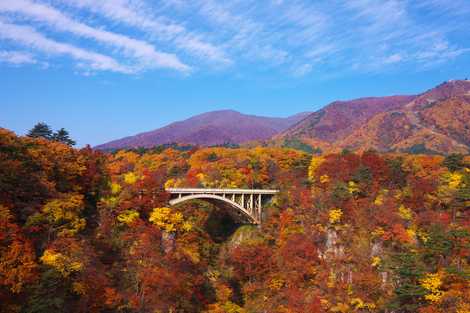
(166, 188, 279, 224)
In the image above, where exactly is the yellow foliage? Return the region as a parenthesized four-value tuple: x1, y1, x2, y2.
(72, 282, 86, 295)
(196, 173, 206, 184)
(420, 272, 444, 303)
(329, 208, 343, 224)
(398, 205, 413, 220)
(123, 172, 138, 185)
(113, 150, 139, 166)
(101, 196, 119, 208)
(268, 277, 285, 290)
(149, 207, 192, 233)
(371, 227, 385, 238)
(350, 297, 365, 309)
(164, 178, 176, 189)
(182, 221, 193, 232)
(394, 190, 403, 200)
(172, 212, 184, 224)
(330, 302, 350, 313)
(327, 271, 336, 288)
(371, 256, 381, 267)
(41, 194, 86, 237)
(308, 156, 325, 181)
(320, 298, 329, 309)
(348, 181, 360, 194)
(181, 245, 200, 264)
(320, 174, 330, 184)
(110, 182, 121, 195)
(417, 229, 429, 243)
(206, 269, 220, 282)
(350, 298, 376, 311)
(41, 249, 82, 277)
(117, 210, 140, 225)
(448, 172, 463, 189)
(374, 195, 384, 206)
(406, 228, 417, 242)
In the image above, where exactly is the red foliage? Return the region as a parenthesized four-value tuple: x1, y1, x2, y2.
(229, 244, 273, 282)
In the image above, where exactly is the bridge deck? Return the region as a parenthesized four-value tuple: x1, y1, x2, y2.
(166, 188, 279, 194)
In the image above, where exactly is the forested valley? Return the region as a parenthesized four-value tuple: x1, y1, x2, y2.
(1, 128, 469, 313)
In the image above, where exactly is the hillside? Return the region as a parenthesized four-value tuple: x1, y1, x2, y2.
(280, 80, 470, 154)
(95, 81, 470, 154)
(281, 95, 416, 142)
(1, 128, 469, 313)
(96, 110, 311, 150)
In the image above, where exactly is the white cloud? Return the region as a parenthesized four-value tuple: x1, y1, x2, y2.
(383, 53, 403, 64)
(306, 44, 337, 62)
(194, 0, 290, 65)
(0, 0, 468, 76)
(292, 63, 312, 77)
(415, 41, 470, 66)
(0, 20, 132, 73)
(57, 0, 230, 65)
(0, 50, 36, 65)
(0, 0, 190, 72)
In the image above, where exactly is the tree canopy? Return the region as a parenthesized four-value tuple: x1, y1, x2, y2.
(1, 128, 469, 313)
(27, 123, 76, 146)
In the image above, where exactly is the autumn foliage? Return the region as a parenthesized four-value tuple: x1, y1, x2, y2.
(0, 128, 469, 313)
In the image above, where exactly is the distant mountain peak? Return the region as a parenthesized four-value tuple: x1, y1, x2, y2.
(96, 80, 470, 154)
(95, 110, 311, 150)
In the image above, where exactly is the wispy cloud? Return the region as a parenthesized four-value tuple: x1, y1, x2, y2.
(383, 53, 403, 64)
(0, 50, 36, 65)
(292, 63, 313, 77)
(0, 0, 190, 72)
(57, 0, 230, 66)
(0, 0, 468, 76)
(0, 20, 132, 73)
(414, 40, 470, 67)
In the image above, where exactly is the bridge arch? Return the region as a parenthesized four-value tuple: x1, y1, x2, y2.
(169, 194, 256, 224)
(166, 188, 278, 225)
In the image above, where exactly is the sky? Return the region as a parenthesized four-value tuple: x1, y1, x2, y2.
(1, 0, 470, 147)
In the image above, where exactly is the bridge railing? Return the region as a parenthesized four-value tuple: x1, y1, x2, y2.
(166, 188, 279, 194)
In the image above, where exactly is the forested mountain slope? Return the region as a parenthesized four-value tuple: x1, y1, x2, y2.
(96, 110, 311, 150)
(280, 80, 470, 154)
(1, 128, 469, 313)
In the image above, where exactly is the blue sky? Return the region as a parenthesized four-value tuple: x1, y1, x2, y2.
(1, 0, 470, 147)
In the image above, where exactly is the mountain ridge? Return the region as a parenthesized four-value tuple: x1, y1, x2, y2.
(280, 79, 470, 154)
(95, 110, 312, 150)
(96, 80, 470, 154)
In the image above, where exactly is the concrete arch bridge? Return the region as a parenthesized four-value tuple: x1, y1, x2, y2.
(166, 188, 278, 224)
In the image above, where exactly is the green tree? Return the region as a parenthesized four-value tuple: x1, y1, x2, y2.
(207, 152, 218, 162)
(442, 153, 464, 172)
(27, 122, 53, 140)
(52, 128, 76, 146)
(388, 252, 426, 312)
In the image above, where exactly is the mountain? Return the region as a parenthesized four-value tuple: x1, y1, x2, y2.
(97, 80, 470, 154)
(280, 80, 470, 154)
(95, 110, 311, 150)
(281, 95, 416, 142)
